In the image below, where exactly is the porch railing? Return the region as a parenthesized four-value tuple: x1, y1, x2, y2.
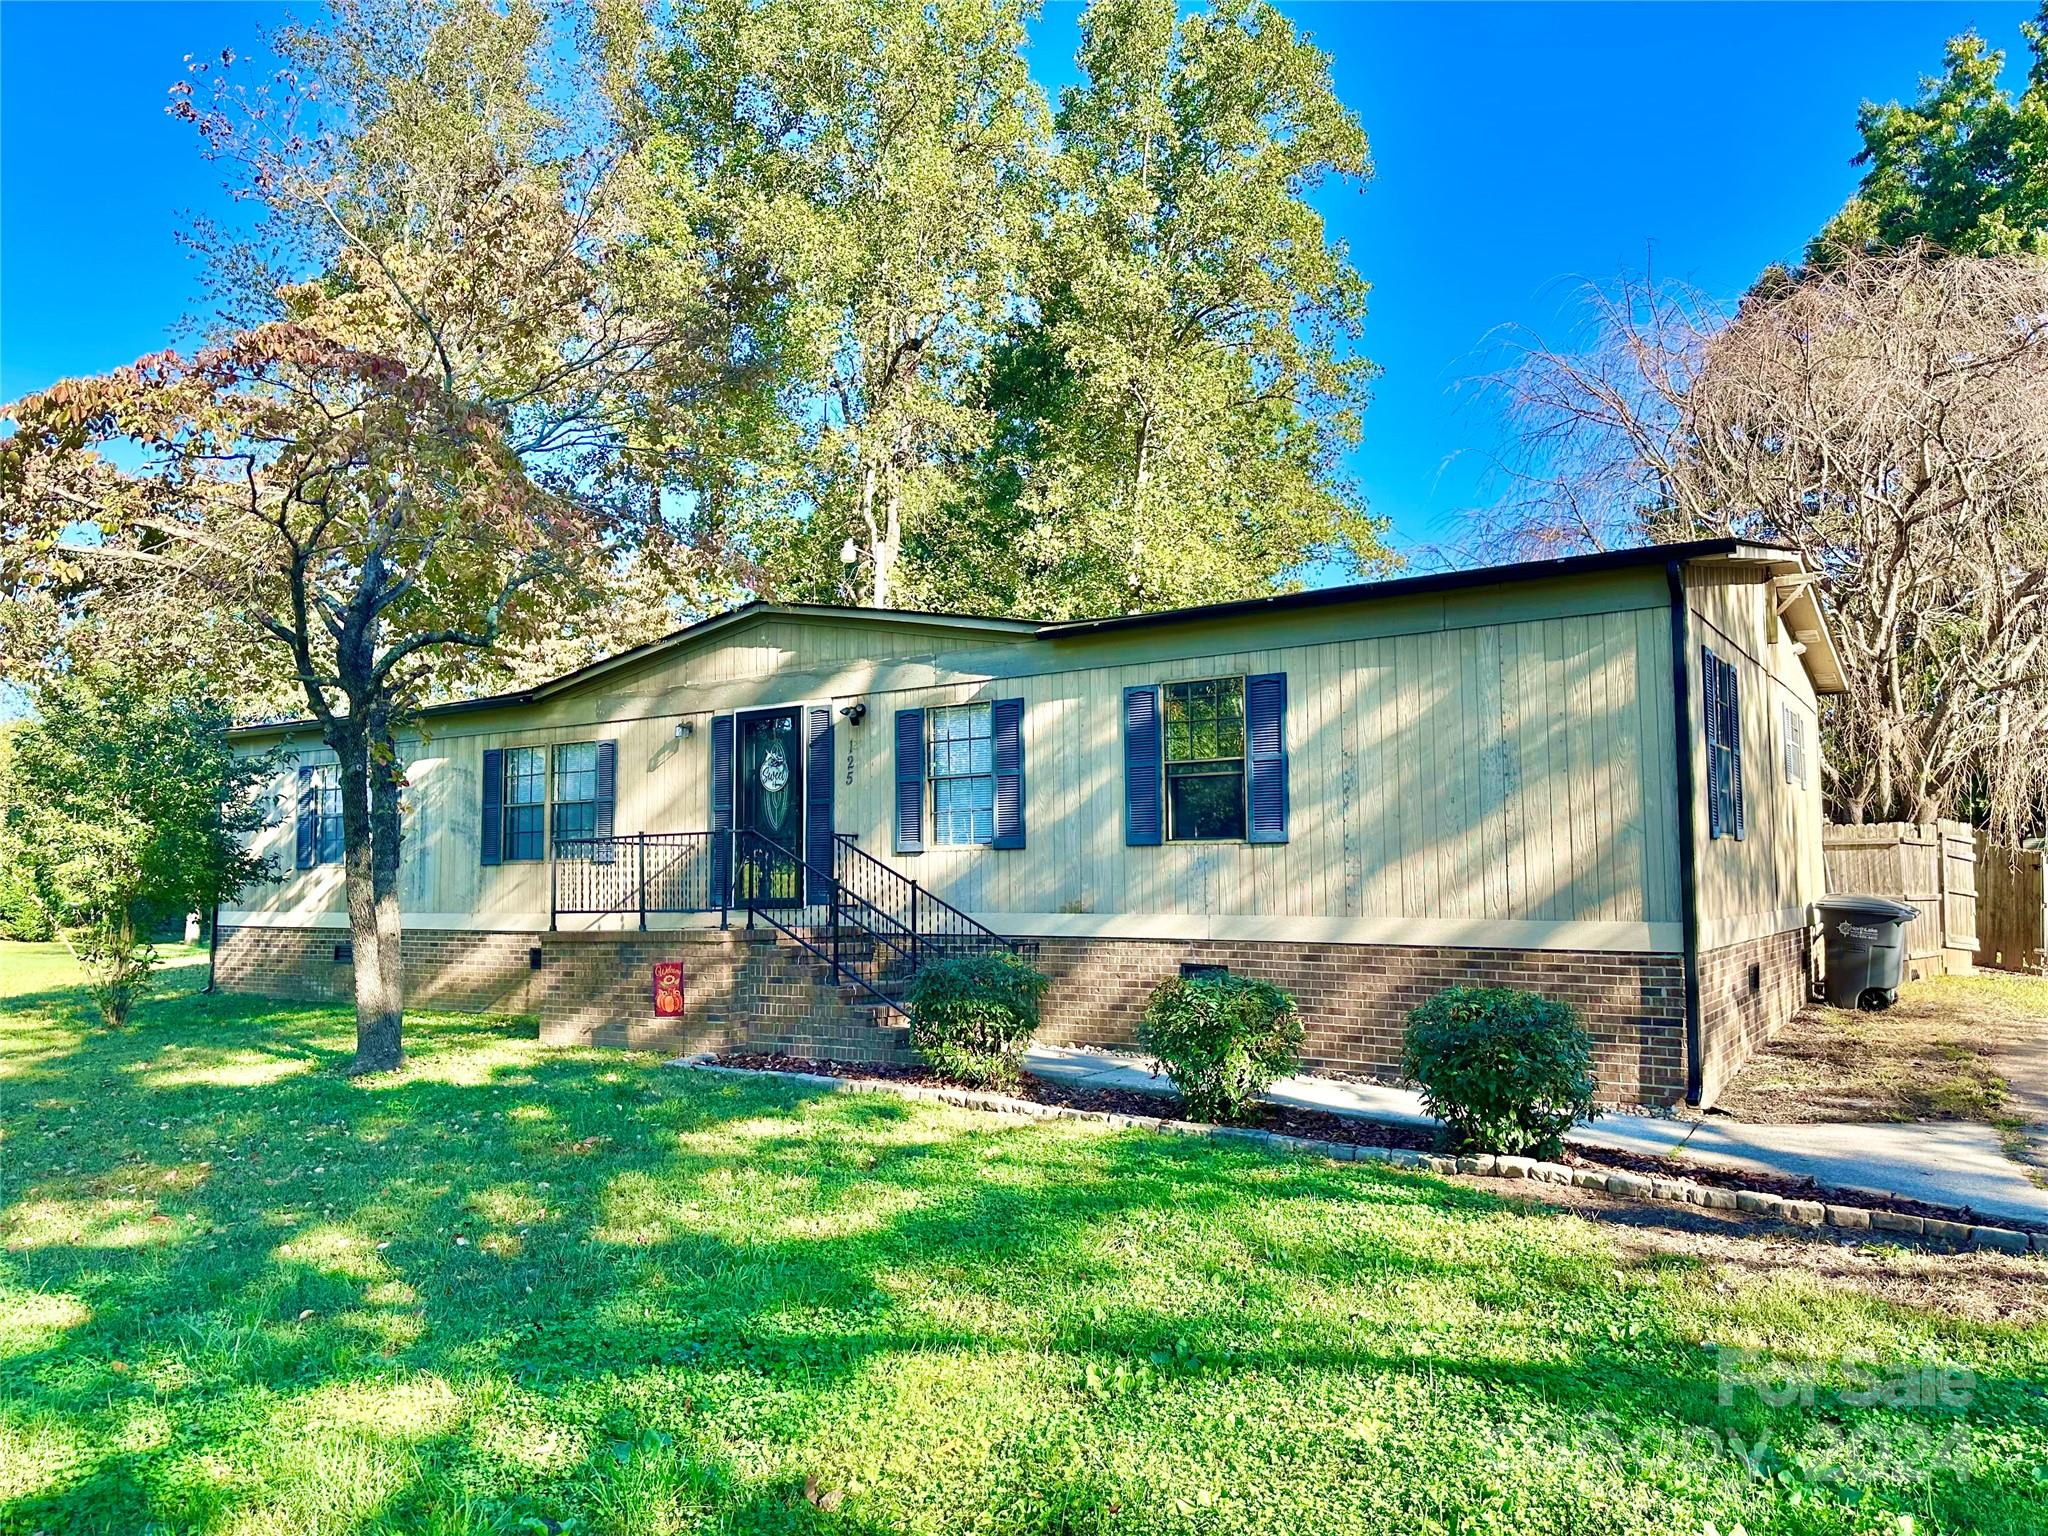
(551, 831, 728, 929)
(548, 828, 1020, 1020)
(735, 829, 922, 1013)
(832, 834, 1016, 968)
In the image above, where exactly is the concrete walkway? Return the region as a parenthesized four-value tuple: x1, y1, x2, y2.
(1023, 1044, 2048, 1227)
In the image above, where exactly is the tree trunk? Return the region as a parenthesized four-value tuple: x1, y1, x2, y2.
(333, 722, 405, 1073)
(856, 459, 884, 607)
(100, 904, 136, 1029)
(873, 475, 901, 609)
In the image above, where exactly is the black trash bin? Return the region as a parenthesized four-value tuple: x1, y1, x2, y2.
(1813, 895, 1919, 1010)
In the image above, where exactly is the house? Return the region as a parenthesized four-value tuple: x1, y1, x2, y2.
(221, 537, 1845, 1107)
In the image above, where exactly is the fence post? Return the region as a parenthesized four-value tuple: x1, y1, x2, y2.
(549, 847, 559, 933)
(829, 876, 840, 979)
(637, 833, 647, 933)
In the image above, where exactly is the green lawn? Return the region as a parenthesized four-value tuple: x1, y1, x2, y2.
(1, 943, 2043, 1536)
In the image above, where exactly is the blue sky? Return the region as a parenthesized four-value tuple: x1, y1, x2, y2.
(1, 1, 2038, 562)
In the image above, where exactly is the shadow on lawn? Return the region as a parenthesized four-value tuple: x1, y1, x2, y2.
(2, 975, 2040, 1534)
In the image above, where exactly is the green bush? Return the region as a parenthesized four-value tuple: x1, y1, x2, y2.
(905, 951, 1051, 1089)
(0, 864, 53, 942)
(1402, 986, 1597, 1157)
(1139, 972, 1303, 1125)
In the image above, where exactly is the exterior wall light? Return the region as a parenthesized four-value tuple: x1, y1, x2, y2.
(674, 720, 695, 738)
(839, 702, 867, 725)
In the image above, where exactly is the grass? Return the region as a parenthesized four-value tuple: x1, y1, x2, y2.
(1713, 973, 2048, 1128)
(2, 942, 2045, 1536)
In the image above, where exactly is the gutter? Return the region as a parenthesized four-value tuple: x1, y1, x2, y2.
(1041, 536, 1786, 638)
(1666, 560, 1705, 1106)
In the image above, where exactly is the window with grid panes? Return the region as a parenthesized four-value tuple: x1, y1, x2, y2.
(1163, 677, 1246, 841)
(312, 764, 343, 864)
(928, 703, 995, 846)
(552, 742, 600, 844)
(502, 746, 547, 860)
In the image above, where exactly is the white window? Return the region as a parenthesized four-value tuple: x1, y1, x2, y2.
(1783, 703, 1807, 787)
(311, 764, 343, 864)
(502, 746, 547, 861)
(552, 741, 601, 843)
(1164, 676, 1247, 841)
(929, 703, 994, 846)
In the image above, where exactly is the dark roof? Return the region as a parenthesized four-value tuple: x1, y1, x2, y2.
(233, 538, 1817, 737)
(1038, 537, 1792, 637)
(230, 600, 1040, 737)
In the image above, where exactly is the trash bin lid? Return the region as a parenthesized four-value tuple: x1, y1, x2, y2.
(1814, 894, 1919, 922)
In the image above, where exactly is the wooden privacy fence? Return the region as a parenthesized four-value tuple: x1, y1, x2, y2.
(1821, 821, 1979, 978)
(1973, 833, 2047, 973)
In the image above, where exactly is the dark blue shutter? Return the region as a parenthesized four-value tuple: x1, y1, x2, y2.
(480, 749, 503, 866)
(594, 741, 617, 838)
(1700, 647, 1724, 839)
(295, 764, 316, 870)
(710, 716, 734, 905)
(805, 705, 835, 902)
(1724, 658, 1745, 841)
(1124, 685, 1162, 846)
(894, 709, 925, 853)
(991, 697, 1025, 849)
(593, 740, 618, 864)
(1245, 672, 1289, 844)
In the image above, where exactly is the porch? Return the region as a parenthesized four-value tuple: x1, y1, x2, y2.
(547, 828, 1019, 1019)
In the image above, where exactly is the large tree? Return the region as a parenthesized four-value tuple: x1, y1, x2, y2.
(618, 0, 1048, 609)
(1, 328, 611, 1068)
(1, 0, 753, 1070)
(606, 0, 1389, 617)
(1488, 249, 2048, 839)
(1808, 5, 2047, 264)
(957, 0, 1386, 618)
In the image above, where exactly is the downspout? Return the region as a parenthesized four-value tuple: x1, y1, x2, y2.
(205, 895, 221, 994)
(1666, 560, 1705, 1106)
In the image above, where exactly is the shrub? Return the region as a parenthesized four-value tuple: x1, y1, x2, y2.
(905, 951, 1050, 1089)
(1402, 986, 1597, 1157)
(0, 864, 53, 942)
(1139, 973, 1303, 1125)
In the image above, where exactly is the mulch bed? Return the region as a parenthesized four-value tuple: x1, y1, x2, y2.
(703, 1052, 2046, 1235)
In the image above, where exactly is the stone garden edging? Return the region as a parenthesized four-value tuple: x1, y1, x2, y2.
(673, 1058, 2046, 1257)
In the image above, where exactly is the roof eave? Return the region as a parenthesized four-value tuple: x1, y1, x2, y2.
(1682, 544, 1848, 695)
(227, 600, 1042, 740)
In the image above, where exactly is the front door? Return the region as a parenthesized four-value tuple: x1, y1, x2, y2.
(737, 707, 803, 906)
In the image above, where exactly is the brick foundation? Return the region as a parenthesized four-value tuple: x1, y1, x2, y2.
(219, 921, 1807, 1110)
(214, 924, 918, 1066)
(1023, 936, 1689, 1107)
(1695, 926, 1811, 1108)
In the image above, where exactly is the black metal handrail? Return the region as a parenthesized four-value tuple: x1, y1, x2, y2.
(735, 829, 920, 1014)
(548, 827, 1019, 1019)
(551, 831, 728, 930)
(833, 834, 1017, 968)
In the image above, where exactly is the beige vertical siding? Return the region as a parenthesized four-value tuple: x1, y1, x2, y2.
(1685, 563, 1826, 946)
(229, 573, 1722, 948)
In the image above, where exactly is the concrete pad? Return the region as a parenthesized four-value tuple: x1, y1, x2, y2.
(1020, 1043, 2048, 1228)
(1579, 1116, 2048, 1228)
(1023, 1045, 1174, 1093)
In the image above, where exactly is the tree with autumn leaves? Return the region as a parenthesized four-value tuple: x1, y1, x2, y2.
(2, 0, 1382, 1068)
(3, 328, 613, 1069)
(2, 0, 763, 1070)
